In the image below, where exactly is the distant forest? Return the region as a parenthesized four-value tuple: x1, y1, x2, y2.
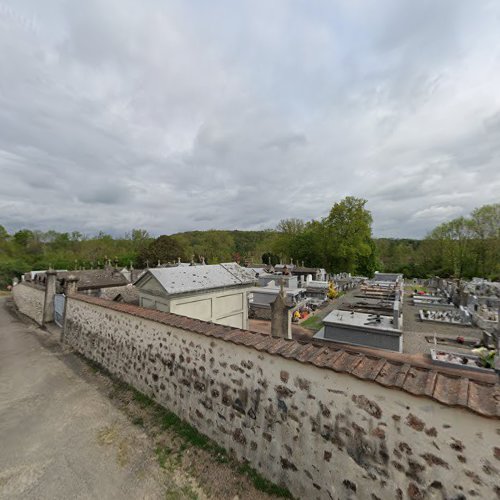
(1, 198, 498, 287)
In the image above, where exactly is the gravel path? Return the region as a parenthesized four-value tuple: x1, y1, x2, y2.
(0, 297, 281, 500)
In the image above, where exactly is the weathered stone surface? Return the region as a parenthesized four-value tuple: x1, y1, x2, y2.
(405, 413, 425, 432)
(352, 394, 382, 419)
(62, 296, 500, 500)
(12, 283, 45, 325)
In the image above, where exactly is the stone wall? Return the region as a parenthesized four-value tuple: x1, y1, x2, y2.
(64, 296, 500, 500)
(12, 282, 45, 325)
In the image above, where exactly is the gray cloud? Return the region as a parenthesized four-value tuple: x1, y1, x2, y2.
(0, 0, 499, 238)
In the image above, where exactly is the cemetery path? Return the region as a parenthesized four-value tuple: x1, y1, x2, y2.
(0, 296, 172, 500)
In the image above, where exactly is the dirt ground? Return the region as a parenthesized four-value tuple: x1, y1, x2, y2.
(0, 297, 288, 500)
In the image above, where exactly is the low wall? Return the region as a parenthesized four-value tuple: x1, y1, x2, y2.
(64, 295, 500, 500)
(12, 282, 45, 325)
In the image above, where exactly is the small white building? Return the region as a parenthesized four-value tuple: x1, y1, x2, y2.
(134, 263, 256, 329)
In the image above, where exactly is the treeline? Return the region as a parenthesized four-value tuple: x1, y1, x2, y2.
(0, 228, 151, 287)
(375, 204, 499, 279)
(138, 197, 377, 275)
(266, 202, 498, 280)
(1, 200, 498, 288)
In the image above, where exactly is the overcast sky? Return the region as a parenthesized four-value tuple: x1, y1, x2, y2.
(1, 0, 499, 238)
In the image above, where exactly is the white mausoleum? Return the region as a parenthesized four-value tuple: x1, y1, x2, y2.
(134, 263, 255, 329)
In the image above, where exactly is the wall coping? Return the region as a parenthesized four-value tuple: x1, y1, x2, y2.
(69, 293, 500, 418)
(16, 281, 46, 292)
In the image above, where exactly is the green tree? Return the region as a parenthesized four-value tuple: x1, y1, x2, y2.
(272, 218, 305, 259)
(469, 204, 500, 278)
(13, 229, 34, 248)
(419, 203, 500, 279)
(0, 225, 9, 241)
(322, 196, 375, 274)
(261, 252, 280, 266)
(138, 235, 188, 266)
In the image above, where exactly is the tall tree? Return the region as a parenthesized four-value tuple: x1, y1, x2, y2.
(0, 225, 9, 241)
(272, 218, 305, 259)
(322, 196, 375, 274)
(138, 235, 188, 267)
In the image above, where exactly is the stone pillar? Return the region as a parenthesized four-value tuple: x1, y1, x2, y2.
(42, 269, 57, 325)
(271, 283, 292, 340)
(65, 275, 79, 296)
(61, 276, 79, 343)
(494, 307, 500, 378)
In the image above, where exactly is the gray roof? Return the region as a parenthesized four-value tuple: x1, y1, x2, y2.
(143, 263, 256, 295)
(56, 269, 129, 290)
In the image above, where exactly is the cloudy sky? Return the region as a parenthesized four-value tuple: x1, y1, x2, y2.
(1, 0, 499, 238)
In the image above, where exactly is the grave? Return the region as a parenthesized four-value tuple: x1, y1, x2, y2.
(314, 307, 403, 352)
(419, 306, 472, 326)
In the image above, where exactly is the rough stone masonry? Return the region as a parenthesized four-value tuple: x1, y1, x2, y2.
(61, 294, 500, 500)
(12, 282, 45, 325)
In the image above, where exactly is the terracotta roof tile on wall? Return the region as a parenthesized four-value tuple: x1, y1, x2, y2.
(71, 294, 500, 418)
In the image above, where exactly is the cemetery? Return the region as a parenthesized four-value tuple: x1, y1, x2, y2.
(419, 306, 472, 326)
(313, 273, 404, 352)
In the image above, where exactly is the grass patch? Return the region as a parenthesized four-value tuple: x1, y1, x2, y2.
(155, 446, 174, 469)
(301, 314, 323, 332)
(153, 405, 291, 496)
(80, 355, 294, 498)
(165, 485, 198, 500)
(145, 395, 290, 495)
(133, 389, 155, 407)
(404, 284, 427, 292)
(90, 372, 292, 498)
(238, 462, 293, 498)
(85, 357, 104, 374)
(159, 410, 228, 462)
(132, 416, 144, 426)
